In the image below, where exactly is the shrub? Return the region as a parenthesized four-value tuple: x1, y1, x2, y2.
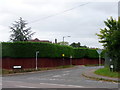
(73, 48, 87, 58)
(2, 42, 73, 58)
(2, 42, 104, 59)
(86, 49, 99, 59)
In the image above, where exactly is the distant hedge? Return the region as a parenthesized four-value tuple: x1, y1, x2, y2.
(73, 48, 87, 58)
(2, 42, 104, 59)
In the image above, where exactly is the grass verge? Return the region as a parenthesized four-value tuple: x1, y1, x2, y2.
(94, 67, 120, 78)
(2, 65, 74, 75)
(82, 73, 119, 83)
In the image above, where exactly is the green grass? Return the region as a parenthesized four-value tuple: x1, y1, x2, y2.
(94, 67, 120, 78)
(2, 65, 74, 75)
(85, 64, 99, 66)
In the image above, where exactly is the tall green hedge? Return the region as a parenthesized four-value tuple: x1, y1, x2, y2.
(2, 42, 104, 59)
(86, 49, 99, 58)
(2, 42, 73, 58)
(73, 48, 87, 58)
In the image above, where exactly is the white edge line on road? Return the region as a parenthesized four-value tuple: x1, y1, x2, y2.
(40, 83, 84, 88)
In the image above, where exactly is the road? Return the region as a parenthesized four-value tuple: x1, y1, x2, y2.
(2, 66, 119, 88)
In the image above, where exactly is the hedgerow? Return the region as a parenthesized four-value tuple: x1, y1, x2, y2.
(2, 42, 104, 59)
(73, 48, 87, 58)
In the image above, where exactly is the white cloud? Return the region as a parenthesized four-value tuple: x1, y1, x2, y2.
(0, 0, 118, 48)
(0, 25, 10, 42)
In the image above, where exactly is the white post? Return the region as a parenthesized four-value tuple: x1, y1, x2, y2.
(36, 51, 39, 70)
(99, 54, 101, 66)
(70, 56, 72, 66)
(96, 49, 102, 67)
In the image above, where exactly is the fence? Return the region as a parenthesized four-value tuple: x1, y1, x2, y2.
(2, 57, 104, 69)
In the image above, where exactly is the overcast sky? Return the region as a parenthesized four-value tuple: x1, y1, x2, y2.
(0, 0, 119, 48)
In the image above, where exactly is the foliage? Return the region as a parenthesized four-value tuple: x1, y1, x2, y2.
(70, 42, 81, 48)
(95, 67, 120, 78)
(70, 42, 88, 48)
(96, 17, 120, 71)
(2, 42, 73, 58)
(73, 48, 86, 58)
(2, 42, 104, 59)
(86, 49, 99, 58)
(10, 17, 34, 42)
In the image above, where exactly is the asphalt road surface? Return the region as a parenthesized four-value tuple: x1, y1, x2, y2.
(2, 66, 119, 88)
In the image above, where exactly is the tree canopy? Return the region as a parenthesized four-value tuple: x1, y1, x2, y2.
(96, 17, 120, 71)
(70, 42, 88, 48)
(10, 17, 35, 42)
(70, 42, 81, 48)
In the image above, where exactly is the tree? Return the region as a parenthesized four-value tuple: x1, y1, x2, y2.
(96, 17, 120, 71)
(70, 42, 81, 48)
(10, 17, 35, 42)
(70, 42, 88, 48)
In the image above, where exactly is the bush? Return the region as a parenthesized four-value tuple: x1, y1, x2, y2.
(2, 42, 104, 59)
(2, 42, 73, 58)
(73, 48, 87, 58)
(86, 49, 99, 59)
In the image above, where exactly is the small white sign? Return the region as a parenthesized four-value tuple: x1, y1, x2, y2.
(110, 65, 113, 69)
(110, 59, 112, 62)
(70, 56, 72, 58)
(97, 49, 102, 54)
(13, 66, 22, 69)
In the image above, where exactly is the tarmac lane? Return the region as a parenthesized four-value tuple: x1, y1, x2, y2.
(2, 81, 85, 88)
(2, 66, 119, 89)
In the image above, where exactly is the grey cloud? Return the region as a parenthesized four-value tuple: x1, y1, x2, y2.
(0, 0, 118, 48)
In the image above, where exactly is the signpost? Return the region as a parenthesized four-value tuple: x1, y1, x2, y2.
(96, 49, 102, 66)
(62, 54, 65, 57)
(110, 64, 114, 71)
(36, 51, 39, 70)
(70, 56, 72, 66)
(62, 54, 65, 66)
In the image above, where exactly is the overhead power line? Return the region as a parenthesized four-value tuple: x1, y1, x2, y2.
(29, 2, 90, 24)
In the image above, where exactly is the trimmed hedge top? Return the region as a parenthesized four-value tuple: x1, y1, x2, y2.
(2, 42, 104, 59)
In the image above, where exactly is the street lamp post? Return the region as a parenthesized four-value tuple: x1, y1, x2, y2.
(96, 49, 102, 66)
(36, 51, 39, 70)
(63, 36, 71, 45)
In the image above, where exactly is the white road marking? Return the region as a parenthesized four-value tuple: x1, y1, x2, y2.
(52, 73, 69, 77)
(62, 73, 69, 76)
(27, 77, 65, 81)
(40, 83, 84, 88)
(104, 81, 118, 84)
(52, 75, 62, 77)
(49, 79, 56, 80)
(17, 85, 36, 88)
(49, 78, 65, 81)
(64, 71, 70, 72)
